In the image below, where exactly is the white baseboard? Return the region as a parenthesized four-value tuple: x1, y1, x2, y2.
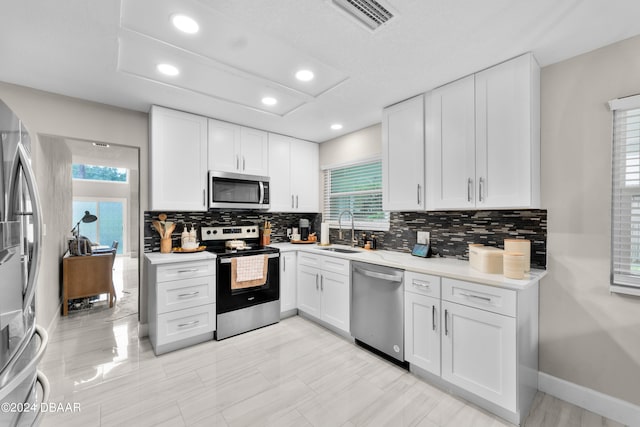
(538, 372, 640, 427)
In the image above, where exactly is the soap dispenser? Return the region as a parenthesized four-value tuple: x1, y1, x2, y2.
(188, 224, 197, 246)
(181, 224, 189, 248)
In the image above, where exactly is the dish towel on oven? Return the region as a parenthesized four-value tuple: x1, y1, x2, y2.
(231, 255, 268, 290)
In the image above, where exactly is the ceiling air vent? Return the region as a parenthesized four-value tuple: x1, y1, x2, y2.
(330, 0, 396, 31)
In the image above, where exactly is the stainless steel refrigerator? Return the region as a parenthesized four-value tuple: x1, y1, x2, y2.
(0, 99, 49, 426)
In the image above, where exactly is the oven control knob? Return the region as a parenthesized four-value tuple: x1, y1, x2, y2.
(212, 230, 217, 234)
(247, 229, 251, 233)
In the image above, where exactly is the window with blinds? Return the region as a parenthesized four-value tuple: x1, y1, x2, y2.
(323, 159, 390, 231)
(610, 95, 640, 295)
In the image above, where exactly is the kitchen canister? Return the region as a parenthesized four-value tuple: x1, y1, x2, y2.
(504, 239, 531, 272)
(320, 222, 330, 245)
(503, 252, 525, 279)
(468, 244, 504, 274)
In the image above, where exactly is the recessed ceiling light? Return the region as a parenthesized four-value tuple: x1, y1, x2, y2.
(331, 124, 343, 130)
(157, 63, 180, 76)
(92, 142, 110, 148)
(262, 97, 277, 106)
(295, 69, 315, 82)
(171, 14, 199, 34)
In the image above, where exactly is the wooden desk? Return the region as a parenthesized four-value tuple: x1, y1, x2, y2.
(62, 252, 116, 316)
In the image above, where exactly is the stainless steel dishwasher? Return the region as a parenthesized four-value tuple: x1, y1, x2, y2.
(351, 261, 405, 363)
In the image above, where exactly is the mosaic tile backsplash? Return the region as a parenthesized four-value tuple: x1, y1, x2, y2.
(144, 210, 321, 252)
(144, 209, 547, 269)
(328, 210, 547, 269)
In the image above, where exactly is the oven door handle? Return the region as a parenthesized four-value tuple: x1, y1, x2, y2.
(219, 253, 279, 264)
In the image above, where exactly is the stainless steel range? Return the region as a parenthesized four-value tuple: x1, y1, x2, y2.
(201, 225, 280, 340)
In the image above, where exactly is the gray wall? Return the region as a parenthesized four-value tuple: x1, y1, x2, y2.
(540, 35, 640, 405)
(0, 82, 148, 330)
(33, 135, 72, 329)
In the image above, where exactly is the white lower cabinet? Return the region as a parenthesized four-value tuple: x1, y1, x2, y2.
(441, 299, 517, 410)
(279, 251, 297, 317)
(146, 258, 216, 355)
(404, 272, 441, 376)
(297, 253, 350, 333)
(403, 273, 538, 425)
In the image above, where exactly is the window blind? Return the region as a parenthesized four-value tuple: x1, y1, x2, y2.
(610, 95, 640, 295)
(323, 160, 390, 231)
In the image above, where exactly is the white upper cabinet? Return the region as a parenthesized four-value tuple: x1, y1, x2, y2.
(425, 53, 540, 210)
(425, 76, 476, 209)
(207, 119, 240, 173)
(475, 53, 540, 208)
(290, 140, 319, 212)
(240, 127, 269, 176)
(268, 133, 292, 211)
(208, 118, 268, 177)
(149, 106, 208, 211)
(382, 94, 425, 211)
(268, 133, 319, 212)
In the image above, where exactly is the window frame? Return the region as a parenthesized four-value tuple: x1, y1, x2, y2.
(322, 157, 390, 232)
(609, 94, 640, 296)
(72, 164, 129, 184)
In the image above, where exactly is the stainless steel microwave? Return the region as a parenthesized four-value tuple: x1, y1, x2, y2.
(208, 171, 270, 210)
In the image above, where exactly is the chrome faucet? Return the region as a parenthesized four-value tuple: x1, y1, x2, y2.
(338, 210, 357, 247)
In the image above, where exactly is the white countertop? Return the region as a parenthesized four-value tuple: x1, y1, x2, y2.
(144, 251, 216, 265)
(269, 242, 546, 290)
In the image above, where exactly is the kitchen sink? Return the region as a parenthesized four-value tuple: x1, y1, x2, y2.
(318, 247, 360, 254)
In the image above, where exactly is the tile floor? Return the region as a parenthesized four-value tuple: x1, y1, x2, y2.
(39, 258, 624, 427)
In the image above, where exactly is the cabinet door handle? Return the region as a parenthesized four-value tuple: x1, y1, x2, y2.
(432, 305, 436, 331)
(444, 309, 449, 336)
(177, 268, 199, 273)
(236, 155, 240, 170)
(467, 178, 472, 202)
(243, 156, 246, 171)
(283, 256, 286, 271)
(296, 195, 299, 209)
(320, 275, 324, 291)
(178, 291, 200, 298)
(178, 320, 199, 328)
(316, 274, 319, 290)
(417, 184, 421, 205)
(459, 291, 492, 303)
(478, 177, 484, 203)
(291, 195, 294, 209)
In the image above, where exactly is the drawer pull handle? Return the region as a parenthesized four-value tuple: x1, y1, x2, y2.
(178, 320, 199, 328)
(459, 291, 492, 303)
(177, 268, 199, 273)
(412, 280, 430, 290)
(178, 291, 199, 298)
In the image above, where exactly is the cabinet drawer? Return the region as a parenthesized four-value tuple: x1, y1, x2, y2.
(405, 271, 441, 298)
(297, 252, 321, 268)
(156, 275, 215, 314)
(442, 278, 516, 317)
(156, 304, 216, 345)
(156, 260, 214, 282)
(320, 256, 350, 276)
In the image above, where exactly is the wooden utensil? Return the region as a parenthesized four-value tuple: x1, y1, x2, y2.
(165, 223, 176, 239)
(158, 213, 167, 221)
(152, 220, 163, 236)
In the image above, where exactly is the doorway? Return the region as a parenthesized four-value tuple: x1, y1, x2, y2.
(64, 138, 140, 311)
